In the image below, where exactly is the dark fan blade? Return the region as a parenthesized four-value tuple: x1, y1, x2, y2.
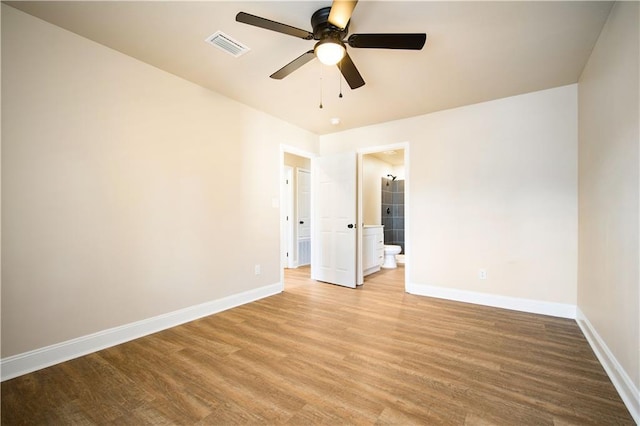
(338, 52, 365, 89)
(348, 33, 427, 50)
(270, 50, 316, 80)
(236, 12, 313, 40)
(328, 0, 358, 30)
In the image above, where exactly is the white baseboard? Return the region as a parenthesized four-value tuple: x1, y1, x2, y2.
(406, 282, 576, 319)
(576, 308, 640, 424)
(1, 282, 283, 382)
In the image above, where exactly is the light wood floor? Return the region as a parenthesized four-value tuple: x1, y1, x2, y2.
(2, 266, 634, 425)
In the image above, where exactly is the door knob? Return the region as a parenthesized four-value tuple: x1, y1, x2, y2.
(299, 221, 304, 224)
(347, 224, 355, 229)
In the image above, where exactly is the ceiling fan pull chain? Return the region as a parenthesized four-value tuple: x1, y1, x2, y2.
(338, 62, 343, 98)
(319, 65, 324, 109)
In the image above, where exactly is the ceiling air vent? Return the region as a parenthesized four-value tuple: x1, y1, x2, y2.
(205, 31, 250, 58)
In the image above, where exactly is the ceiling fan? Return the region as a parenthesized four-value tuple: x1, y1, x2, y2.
(236, 0, 427, 90)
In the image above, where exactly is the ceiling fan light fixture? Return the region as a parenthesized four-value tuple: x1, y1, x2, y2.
(315, 39, 346, 66)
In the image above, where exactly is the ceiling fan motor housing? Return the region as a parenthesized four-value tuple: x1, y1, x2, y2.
(311, 7, 349, 40)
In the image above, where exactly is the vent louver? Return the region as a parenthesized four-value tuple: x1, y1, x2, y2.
(205, 31, 250, 57)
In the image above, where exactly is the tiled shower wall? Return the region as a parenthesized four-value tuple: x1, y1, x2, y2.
(381, 178, 404, 253)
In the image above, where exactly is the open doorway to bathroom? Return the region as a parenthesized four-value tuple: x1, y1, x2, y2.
(360, 145, 408, 286)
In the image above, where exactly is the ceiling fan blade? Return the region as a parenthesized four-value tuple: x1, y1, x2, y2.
(328, 0, 358, 30)
(338, 52, 365, 89)
(236, 12, 313, 40)
(348, 33, 427, 50)
(270, 50, 316, 80)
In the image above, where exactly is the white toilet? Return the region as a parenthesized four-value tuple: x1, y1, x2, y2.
(382, 245, 402, 269)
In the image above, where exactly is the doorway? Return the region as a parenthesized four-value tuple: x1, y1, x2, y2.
(281, 146, 314, 285)
(358, 143, 409, 288)
(280, 143, 409, 291)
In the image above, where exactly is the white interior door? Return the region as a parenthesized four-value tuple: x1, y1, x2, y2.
(297, 169, 311, 266)
(311, 152, 357, 288)
(297, 169, 311, 239)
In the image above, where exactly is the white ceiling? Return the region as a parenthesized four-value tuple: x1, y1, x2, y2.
(6, 1, 613, 135)
(369, 149, 405, 166)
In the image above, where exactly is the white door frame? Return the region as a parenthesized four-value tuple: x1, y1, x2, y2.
(357, 142, 410, 291)
(357, 153, 364, 285)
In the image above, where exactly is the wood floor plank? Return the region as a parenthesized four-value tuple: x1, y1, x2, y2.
(1, 266, 634, 425)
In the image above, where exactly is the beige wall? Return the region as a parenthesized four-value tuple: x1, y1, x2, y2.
(284, 153, 310, 171)
(321, 85, 578, 305)
(578, 1, 639, 394)
(362, 155, 394, 225)
(1, 5, 318, 357)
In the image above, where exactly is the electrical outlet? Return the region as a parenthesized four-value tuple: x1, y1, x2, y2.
(255, 264, 261, 275)
(479, 269, 487, 280)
